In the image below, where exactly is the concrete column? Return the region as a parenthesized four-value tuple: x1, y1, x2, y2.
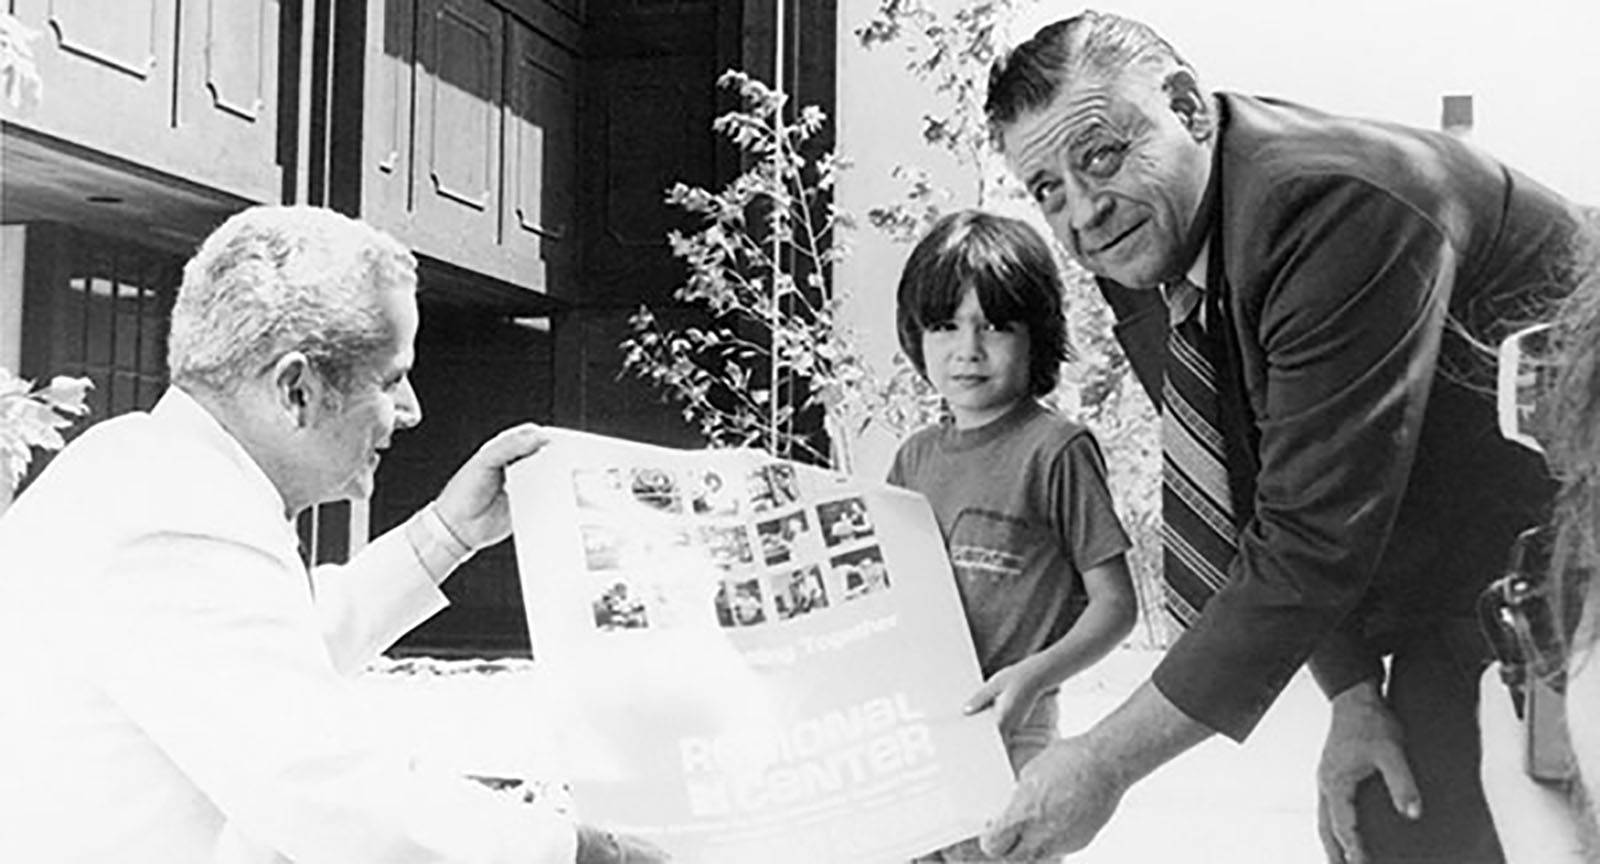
(0, 225, 25, 375)
(0, 225, 27, 513)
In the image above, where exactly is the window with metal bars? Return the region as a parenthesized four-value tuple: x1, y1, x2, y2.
(52, 234, 178, 422)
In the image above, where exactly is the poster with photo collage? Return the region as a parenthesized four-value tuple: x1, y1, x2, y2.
(505, 430, 1013, 864)
(568, 459, 893, 636)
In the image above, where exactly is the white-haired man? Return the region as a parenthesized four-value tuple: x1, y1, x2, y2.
(0, 206, 667, 863)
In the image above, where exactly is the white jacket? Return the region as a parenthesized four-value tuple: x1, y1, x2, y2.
(0, 388, 576, 863)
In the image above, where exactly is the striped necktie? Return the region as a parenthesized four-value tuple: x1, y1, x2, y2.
(1161, 280, 1238, 628)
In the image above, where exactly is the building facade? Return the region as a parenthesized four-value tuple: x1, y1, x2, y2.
(0, 0, 836, 655)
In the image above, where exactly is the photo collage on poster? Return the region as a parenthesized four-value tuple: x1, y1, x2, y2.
(571, 462, 895, 633)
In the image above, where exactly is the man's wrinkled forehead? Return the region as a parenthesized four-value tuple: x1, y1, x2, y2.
(1003, 71, 1119, 167)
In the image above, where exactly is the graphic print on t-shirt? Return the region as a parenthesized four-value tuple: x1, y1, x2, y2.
(947, 507, 1034, 583)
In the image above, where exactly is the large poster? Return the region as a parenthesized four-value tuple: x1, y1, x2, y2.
(505, 430, 1014, 863)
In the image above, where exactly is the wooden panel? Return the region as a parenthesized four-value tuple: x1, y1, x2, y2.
(173, 0, 281, 200)
(198, 0, 269, 121)
(414, 0, 503, 234)
(7, 0, 279, 204)
(359, 0, 588, 298)
(6, 0, 174, 160)
(576, 0, 733, 304)
(42, 0, 162, 78)
(580, 52, 715, 304)
(361, 0, 417, 236)
(502, 0, 581, 51)
(504, 20, 577, 293)
(602, 66, 690, 247)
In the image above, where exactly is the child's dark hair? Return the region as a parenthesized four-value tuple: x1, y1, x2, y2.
(896, 209, 1069, 398)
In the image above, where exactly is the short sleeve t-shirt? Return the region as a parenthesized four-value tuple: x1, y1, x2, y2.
(888, 399, 1130, 679)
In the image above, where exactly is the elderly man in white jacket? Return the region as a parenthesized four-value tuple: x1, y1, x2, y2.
(0, 206, 666, 864)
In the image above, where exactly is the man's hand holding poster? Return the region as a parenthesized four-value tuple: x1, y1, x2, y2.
(506, 430, 1014, 863)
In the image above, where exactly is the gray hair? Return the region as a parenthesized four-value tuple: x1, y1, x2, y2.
(985, 10, 1190, 136)
(168, 205, 417, 396)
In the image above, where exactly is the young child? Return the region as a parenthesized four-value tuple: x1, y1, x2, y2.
(888, 209, 1136, 862)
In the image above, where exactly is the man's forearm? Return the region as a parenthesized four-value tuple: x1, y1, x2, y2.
(1089, 679, 1217, 788)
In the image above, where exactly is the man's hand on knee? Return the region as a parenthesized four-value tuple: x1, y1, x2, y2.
(1317, 680, 1420, 864)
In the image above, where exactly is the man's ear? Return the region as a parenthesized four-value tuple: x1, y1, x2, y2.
(269, 352, 327, 429)
(1163, 67, 1213, 143)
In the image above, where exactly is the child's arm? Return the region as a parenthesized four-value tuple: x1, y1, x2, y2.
(964, 553, 1137, 734)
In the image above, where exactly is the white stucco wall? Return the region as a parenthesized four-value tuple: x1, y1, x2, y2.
(837, 0, 1600, 477)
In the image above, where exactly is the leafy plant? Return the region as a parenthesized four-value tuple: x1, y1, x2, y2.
(621, 70, 892, 471)
(1, 368, 91, 494)
(857, 0, 1021, 241)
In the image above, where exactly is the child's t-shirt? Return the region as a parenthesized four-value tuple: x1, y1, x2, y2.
(887, 399, 1131, 680)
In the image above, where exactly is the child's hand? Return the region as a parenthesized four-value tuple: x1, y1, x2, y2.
(963, 660, 1045, 736)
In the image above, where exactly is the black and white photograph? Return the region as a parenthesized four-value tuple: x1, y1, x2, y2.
(770, 564, 829, 621)
(689, 468, 741, 517)
(828, 545, 890, 602)
(817, 496, 875, 548)
(573, 467, 629, 510)
(592, 579, 649, 631)
(746, 462, 801, 513)
(698, 524, 755, 570)
(628, 467, 682, 513)
(754, 510, 814, 567)
(841, 548, 892, 600)
(713, 577, 768, 629)
(580, 524, 624, 571)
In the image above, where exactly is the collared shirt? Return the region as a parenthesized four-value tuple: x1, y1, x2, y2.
(1161, 242, 1212, 327)
(0, 387, 577, 864)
